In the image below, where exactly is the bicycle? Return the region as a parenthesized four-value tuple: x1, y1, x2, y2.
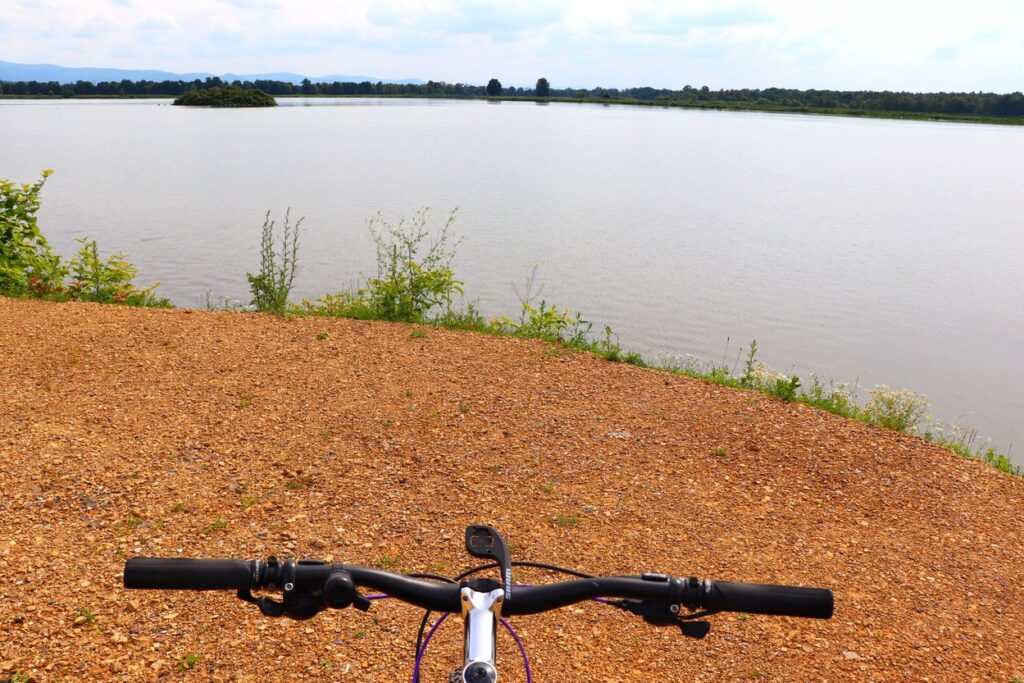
(124, 524, 833, 682)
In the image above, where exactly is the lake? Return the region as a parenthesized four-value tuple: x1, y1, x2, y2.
(2, 97, 1022, 461)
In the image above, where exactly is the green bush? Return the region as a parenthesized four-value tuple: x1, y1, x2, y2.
(0, 169, 64, 295)
(248, 209, 301, 314)
(66, 238, 168, 306)
(292, 208, 464, 323)
(490, 266, 590, 343)
(1, 171, 169, 307)
(366, 208, 463, 322)
(862, 385, 929, 432)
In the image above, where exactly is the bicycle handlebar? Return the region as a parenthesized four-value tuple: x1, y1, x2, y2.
(123, 557, 833, 620)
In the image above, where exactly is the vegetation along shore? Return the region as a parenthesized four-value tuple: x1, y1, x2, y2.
(3, 75, 1024, 125)
(0, 170, 1018, 479)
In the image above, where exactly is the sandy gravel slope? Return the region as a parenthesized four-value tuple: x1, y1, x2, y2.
(1, 298, 1022, 682)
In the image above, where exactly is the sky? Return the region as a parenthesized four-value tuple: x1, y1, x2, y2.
(3, 0, 1023, 91)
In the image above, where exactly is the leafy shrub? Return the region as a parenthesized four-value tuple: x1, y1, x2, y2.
(800, 375, 858, 417)
(432, 302, 488, 330)
(0, 170, 64, 295)
(366, 208, 463, 322)
(2, 171, 168, 306)
(66, 238, 168, 306)
(292, 290, 374, 319)
(248, 209, 302, 314)
(768, 375, 801, 401)
(862, 385, 929, 432)
(293, 208, 464, 323)
(490, 266, 591, 343)
(493, 301, 591, 342)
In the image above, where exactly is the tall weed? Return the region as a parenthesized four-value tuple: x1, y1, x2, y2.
(248, 209, 301, 314)
(366, 208, 463, 322)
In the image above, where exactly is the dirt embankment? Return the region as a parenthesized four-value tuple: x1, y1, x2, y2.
(1, 298, 1022, 682)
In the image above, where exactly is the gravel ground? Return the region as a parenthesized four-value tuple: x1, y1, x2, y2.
(1, 298, 1022, 682)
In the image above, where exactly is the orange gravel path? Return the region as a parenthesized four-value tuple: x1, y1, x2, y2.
(1, 298, 1022, 682)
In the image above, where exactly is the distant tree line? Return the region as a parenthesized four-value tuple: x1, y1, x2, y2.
(2, 75, 1023, 117)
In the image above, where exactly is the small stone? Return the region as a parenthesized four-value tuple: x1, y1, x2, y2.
(842, 650, 861, 661)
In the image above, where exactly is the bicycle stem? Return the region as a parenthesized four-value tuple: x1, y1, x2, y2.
(460, 586, 504, 682)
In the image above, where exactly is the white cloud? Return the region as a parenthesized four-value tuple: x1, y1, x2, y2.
(3, 0, 1023, 90)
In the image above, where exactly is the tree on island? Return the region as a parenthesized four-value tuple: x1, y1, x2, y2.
(173, 85, 276, 107)
(535, 78, 550, 97)
(486, 79, 502, 97)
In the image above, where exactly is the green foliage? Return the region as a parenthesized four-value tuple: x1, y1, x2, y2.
(431, 302, 487, 331)
(491, 266, 590, 343)
(248, 209, 302, 314)
(293, 208, 463, 323)
(277, 207, 1016, 480)
(0, 169, 63, 295)
(768, 375, 801, 401)
(75, 605, 97, 625)
(921, 423, 1021, 477)
(493, 301, 590, 342)
(173, 85, 276, 107)
(799, 375, 859, 417)
(66, 238, 168, 306)
(554, 513, 581, 528)
(740, 339, 759, 386)
(366, 208, 463, 322)
(535, 78, 551, 97)
(11, 73, 1024, 124)
(1, 171, 168, 306)
(204, 516, 230, 533)
(177, 653, 202, 671)
(656, 346, 1016, 477)
(292, 290, 376, 319)
(978, 448, 1021, 477)
(862, 385, 929, 432)
(376, 553, 401, 569)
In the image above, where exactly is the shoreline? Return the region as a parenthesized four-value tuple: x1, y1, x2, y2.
(4, 290, 1020, 478)
(3, 92, 1024, 126)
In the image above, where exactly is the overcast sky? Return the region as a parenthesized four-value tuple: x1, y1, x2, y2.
(4, 0, 1023, 91)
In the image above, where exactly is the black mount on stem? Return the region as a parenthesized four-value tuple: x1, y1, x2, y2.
(464, 525, 513, 601)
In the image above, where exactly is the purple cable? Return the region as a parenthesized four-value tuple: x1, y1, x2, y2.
(500, 617, 533, 683)
(412, 611, 450, 683)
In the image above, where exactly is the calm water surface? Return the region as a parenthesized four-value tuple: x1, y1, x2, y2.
(2, 98, 1022, 460)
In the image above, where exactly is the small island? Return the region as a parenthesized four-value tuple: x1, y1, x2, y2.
(173, 85, 276, 107)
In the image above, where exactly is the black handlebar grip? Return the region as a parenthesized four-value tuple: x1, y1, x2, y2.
(124, 558, 255, 591)
(704, 581, 833, 619)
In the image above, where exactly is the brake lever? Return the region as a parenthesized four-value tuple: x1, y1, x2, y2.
(255, 592, 326, 620)
(607, 599, 711, 639)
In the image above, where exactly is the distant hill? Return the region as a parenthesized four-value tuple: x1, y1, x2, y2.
(0, 59, 423, 85)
